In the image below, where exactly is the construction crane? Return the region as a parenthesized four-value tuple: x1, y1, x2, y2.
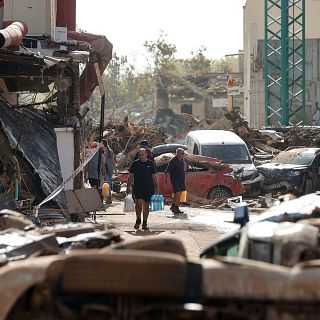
(264, 0, 305, 126)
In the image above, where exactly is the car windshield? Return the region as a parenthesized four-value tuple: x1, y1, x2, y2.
(272, 151, 315, 165)
(201, 145, 252, 164)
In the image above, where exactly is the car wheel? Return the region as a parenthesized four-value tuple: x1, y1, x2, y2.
(303, 178, 313, 195)
(208, 187, 232, 199)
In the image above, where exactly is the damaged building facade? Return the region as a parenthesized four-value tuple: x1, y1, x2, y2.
(243, 0, 320, 127)
(154, 60, 245, 121)
(0, 0, 112, 216)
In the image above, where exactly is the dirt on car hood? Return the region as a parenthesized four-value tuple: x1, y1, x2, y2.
(155, 153, 228, 171)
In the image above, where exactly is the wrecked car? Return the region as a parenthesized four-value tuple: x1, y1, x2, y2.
(200, 192, 320, 266)
(186, 130, 264, 195)
(257, 147, 320, 195)
(156, 153, 244, 199)
(116, 153, 244, 200)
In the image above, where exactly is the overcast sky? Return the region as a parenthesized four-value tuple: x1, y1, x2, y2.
(76, 0, 246, 70)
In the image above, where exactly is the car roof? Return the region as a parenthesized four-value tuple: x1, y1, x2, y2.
(152, 144, 187, 151)
(187, 130, 245, 145)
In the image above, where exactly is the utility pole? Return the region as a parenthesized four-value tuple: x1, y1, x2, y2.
(264, 0, 305, 126)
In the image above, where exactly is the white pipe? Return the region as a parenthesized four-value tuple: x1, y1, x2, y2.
(0, 21, 28, 49)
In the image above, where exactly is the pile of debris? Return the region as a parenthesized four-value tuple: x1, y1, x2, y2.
(226, 110, 320, 156)
(225, 110, 282, 157)
(0, 209, 121, 266)
(93, 111, 219, 170)
(282, 126, 320, 147)
(154, 108, 222, 143)
(97, 116, 166, 169)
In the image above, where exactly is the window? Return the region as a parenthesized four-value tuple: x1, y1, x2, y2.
(181, 104, 192, 114)
(312, 155, 320, 167)
(202, 231, 241, 258)
(193, 144, 199, 155)
(186, 162, 208, 172)
(201, 145, 252, 164)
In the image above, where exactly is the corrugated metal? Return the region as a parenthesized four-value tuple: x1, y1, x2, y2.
(56, 0, 76, 31)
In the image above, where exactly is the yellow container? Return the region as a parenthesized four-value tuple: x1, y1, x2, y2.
(102, 182, 110, 197)
(180, 191, 187, 203)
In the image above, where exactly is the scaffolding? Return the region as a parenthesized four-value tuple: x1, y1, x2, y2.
(264, 0, 305, 126)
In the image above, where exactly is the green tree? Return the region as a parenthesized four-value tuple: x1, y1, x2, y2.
(183, 47, 213, 76)
(88, 51, 154, 122)
(144, 30, 177, 71)
(144, 31, 177, 108)
(212, 56, 236, 73)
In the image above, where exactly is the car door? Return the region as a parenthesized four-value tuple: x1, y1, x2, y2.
(156, 172, 172, 197)
(184, 162, 219, 198)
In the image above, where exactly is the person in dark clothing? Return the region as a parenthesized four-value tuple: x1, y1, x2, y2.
(165, 148, 186, 214)
(102, 139, 116, 201)
(127, 148, 159, 230)
(87, 142, 106, 189)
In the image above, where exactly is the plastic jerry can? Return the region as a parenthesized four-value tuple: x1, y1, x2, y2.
(180, 191, 187, 203)
(102, 182, 110, 197)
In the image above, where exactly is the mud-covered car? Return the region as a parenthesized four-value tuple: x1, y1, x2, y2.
(116, 153, 244, 200)
(156, 153, 244, 199)
(257, 147, 320, 195)
(201, 192, 320, 266)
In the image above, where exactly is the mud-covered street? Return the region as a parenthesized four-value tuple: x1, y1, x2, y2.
(96, 201, 244, 259)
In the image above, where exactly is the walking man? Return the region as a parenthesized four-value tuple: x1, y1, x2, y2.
(127, 148, 159, 230)
(165, 148, 186, 214)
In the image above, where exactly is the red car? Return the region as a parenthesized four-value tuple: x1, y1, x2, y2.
(116, 153, 244, 200)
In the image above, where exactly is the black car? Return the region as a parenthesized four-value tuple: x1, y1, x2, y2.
(257, 147, 320, 195)
(152, 143, 188, 158)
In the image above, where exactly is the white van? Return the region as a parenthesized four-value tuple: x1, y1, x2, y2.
(185, 130, 263, 193)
